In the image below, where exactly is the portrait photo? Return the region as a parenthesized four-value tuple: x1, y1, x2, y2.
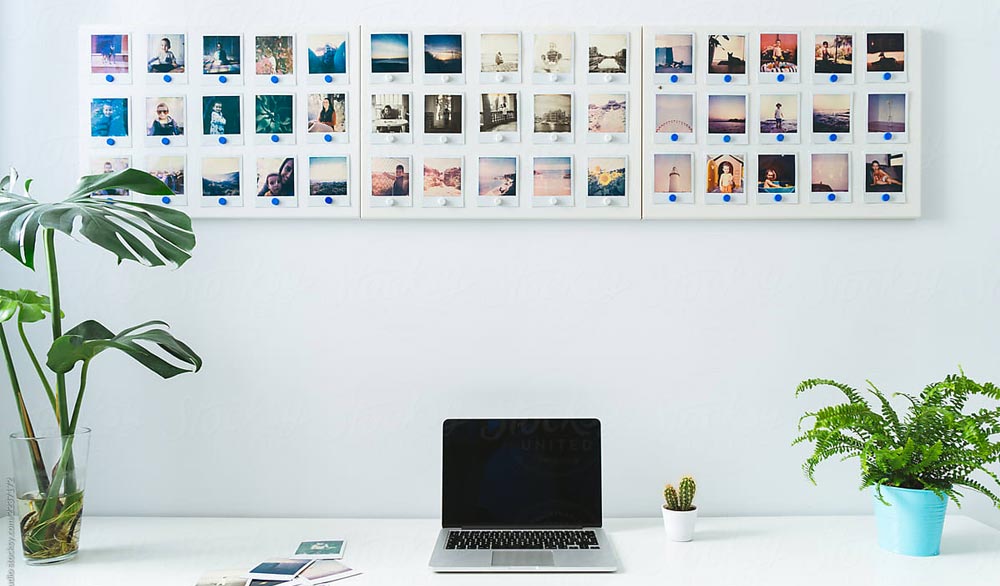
(759, 33, 798, 73)
(372, 94, 410, 134)
(865, 153, 904, 192)
(653, 154, 692, 194)
(307, 93, 347, 134)
(90, 34, 130, 74)
(145, 97, 185, 136)
(145, 155, 185, 196)
(371, 157, 410, 196)
(654, 34, 693, 74)
(481, 33, 519, 73)
(90, 98, 128, 137)
(706, 154, 744, 193)
(147, 34, 184, 73)
(534, 33, 572, 74)
(533, 156, 572, 197)
(533, 94, 572, 133)
(707, 34, 746, 74)
(815, 35, 853, 74)
(309, 156, 349, 196)
(255, 36, 294, 75)
(588, 94, 626, 133)
(308, 34, 347, 75)
(424, 34, 463, 74)
(257, 157, 295, 197)
(371, 33, 410, 73)
(479, 157, 517, 196)
(201, 157, 241, 196)
(480, 93, 518, 132)
(203, 35, 241, 75)
(202, 96, 241, 135)
(424, 94, 463, 134)
(588, 34, 627, 74)
(757, 154, 797, 193)
(423, 157, 463, 196)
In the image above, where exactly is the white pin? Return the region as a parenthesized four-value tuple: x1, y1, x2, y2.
(603, 197, 612, 206)
(550, 197, 558, 205)
(439, 136, 448, 144)
(386, 135, 395, 143)
(385, 74, 394, 82)
(442, 75, 451, 83)
(549, 134, 558, 142)
(604, 73, 612, 83)
(386, 198, 396, 206)
(495, 73, 504, 82)
(438, 197, 447, 206)
(548, 73, 558, 82)
(494, 197, 503, 206)
(494, 134, 504, 143)
(603, 135, 612, 143)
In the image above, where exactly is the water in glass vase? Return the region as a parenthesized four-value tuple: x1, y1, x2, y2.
(17, 491, 85, 564)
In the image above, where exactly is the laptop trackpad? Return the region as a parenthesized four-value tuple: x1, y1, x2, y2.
(491, 551, 555, 567)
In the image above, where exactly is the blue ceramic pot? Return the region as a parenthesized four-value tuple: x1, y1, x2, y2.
(872, 485, 948, 556)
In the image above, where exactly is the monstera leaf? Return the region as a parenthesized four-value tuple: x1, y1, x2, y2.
(0, 168, 195, 270)
(0, 289, 59, 324)
(46, 319, 202, 378)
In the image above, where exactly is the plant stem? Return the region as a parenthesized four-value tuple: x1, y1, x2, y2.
(43, 228, 69, 437)
(0, 325, 50, 494)
(17, 320, 58, 422)
(68, 362, 88, 434)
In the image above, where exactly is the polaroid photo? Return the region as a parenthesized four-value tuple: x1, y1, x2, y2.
(423, 94, 464, 144)
(586, 156, 627, 207)
(142, 155, 186, 205)
(421, 157, 464, 207)
(532, 93, 573, 144)
(201, 35, 243, 85)
(89, 33, 131, 84)
(812, 92, 853, 144)
(193, 570, 248, 586)
(479, 93, 519, 144)
(477, 156, 518, 207)
(705, 154, 746, 204)
(653, 93, 695, 144)
(255, 94, 295, 145)
(423, 33, 464, 84)
(866, 32, 907, 82)
(810, 153, 851, 203)
(759, 94, 799, 145)
(146, 34, 186, 84)
(533, 32, 574, 84)
(706, 94, 748, 145)
(89, 97, 130, 147)
(370, 93, 411, 144)
(758, 33, 800, 84)
(248, 559, 313, 581)
(255, 157, 297, 208)
(247, 581, 288, 586)
(306, 93, 348, 144)
(706, 34, 747, 85)
(370, 32, 411, 83)
(652, 33, 695, 85)
(864, 153, 905, 203)
(480, 33, 520, 83)
(201, 95, 242, 146)
(87, 155, 131, 199)
(145, 97, 186, 147)
(587, 93, 627, 144)
(531, 156, 573, 207)
(588, 33, 628, 84)
(813, 34, 854, 84)
(756, 154, 798, 204)
(308, 156, 350, 207)
(294, 560, 361, 585)
(369, 156, 412, 207)
(652, 153, 694, 204)
(867, 93, 908, 143)
(306, 33, 349, 84)
(200, 156, 243, 207)
(254, 35, 295, 85)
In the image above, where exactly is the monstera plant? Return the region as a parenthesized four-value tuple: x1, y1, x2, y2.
(0, 168, 201, 563)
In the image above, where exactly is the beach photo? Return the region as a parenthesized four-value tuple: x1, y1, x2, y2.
(145, 155, 185, 196)
(706, 154, 744, 193)
(534, 94, 572, 133)
(867, 94, 906, 133)
(307, 34, 347, 75)
(813, 94, 851, 133)
(707, 34, 745, 74)
(424, 34, 463, 74)
(201, 157, 241, 196)
(145, 97, 185, 137)
(371, 157, 410, 196)
(867, 33, 905, 72)
(372, 94, 410, 134)
(815, 34, 853, 74)
(587, 157, 626, 197)
(481, 33, 519, 73)
(147, 34, 184, 73)
(588, 94, 626, 133)
(255, 95, 293, 134)
(653, 154, 692, 194)
(202, 96, 241, 135)
(423, 157, 463, 196)
(865, 153, 904, 192)
(90, 34, 130, 74)
(371, 33, 409, 73)
(202, 35, 240, 75)
(759, 95, 797, 134)
(811, 153, 849, 193)
(255, 36, 293, 75)
(708, 94, 746, 134)
(759, 33, 798, 73)
(533, 156, 572, 197)
(758, 154, 796, 193)
(654, 34, 693, 74)
(90, 98, 128, 137)
(655, 94, 694, 134)
(480, 93, 517, 132)
(588, 34, 627, 74)
(307, 93, 346, 133)
(479, 157, 517, 196)
(256, 157, 295, 197)
(424, 94, 463, 134)
(534, 33, 572, 74)
(89, 156, 130, 196)
(309, 156, 348, 196)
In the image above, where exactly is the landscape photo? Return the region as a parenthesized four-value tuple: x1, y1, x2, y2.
(655, 94, 694, 134)
(481, 33, 519, 73)
(588, 94, 626, 133)
(759, 95, 798, 134)
(867, 33, 905, 72)
(533, 156, 572, 197)
(371, 157, 410, 196)
(814, 34, 853, 74)
(424, 34, 463, 74)
(202, 157, 241, 196)
(423, 157, 462, 196)
(812, 94, 851, 133)
(588, 34, 627, 74)
(654, 34, 693, 74)
(587, 157, 626, 197)
(708, 94, 746, 134)
(371, 33, 409, 73)
(145, 155, 185, 196)
(534, 94, 572, 133)
(653, 154, 692, 194)
(811, 153, 849, 193)
(308, 34, 347, 75)
(479, 157, 517, 196)
(309, 156, 348, 196)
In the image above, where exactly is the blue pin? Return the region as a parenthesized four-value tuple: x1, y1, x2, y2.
(106, 138, 116, 146)
(219, 75, 228, 83)
(670, 133, 679, 142)
(324, 134, 333, 142)
(324, 74, 333, 83)
(829, 74, 838, 83)
(723, 74, 733, 83)
(883, 132, 893, 140)
(218, 197, 227, 206)
(723, 194, 732, 202)
(776, 73, 785, 82)
(163, 74, 172, 83)
(324, 196, 334, 204)
(270, 135, 279, 143)
(161, 137, 170, 145)
(271, 197, 280, 206)
(827, 193, 836, 202)
(668, 194, 677, 202)
(883, 72, 892, 80)
(670, 74, 679, 83)
(828, 133, 837, 142)
(882, 193, 891, 202)
(161, 196, 171, 204)
(723, 135, 731, 143)
(774, 194, 782, 202)
(270, 75, 279, 84)
(776, 134, 785, 142)
(105, 74, 114, 82)
(219, 136, 228, 144)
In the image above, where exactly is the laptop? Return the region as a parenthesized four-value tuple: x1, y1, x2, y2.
(429, 418, 618, 572)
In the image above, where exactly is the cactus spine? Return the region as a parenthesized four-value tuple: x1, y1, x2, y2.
(663, 476, 696, 511)
(663, 484, 679, 510)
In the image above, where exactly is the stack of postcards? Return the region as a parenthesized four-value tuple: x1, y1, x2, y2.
(196, 540, 361, 586)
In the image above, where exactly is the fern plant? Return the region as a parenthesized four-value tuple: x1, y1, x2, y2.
(793, 372, 1000, 506)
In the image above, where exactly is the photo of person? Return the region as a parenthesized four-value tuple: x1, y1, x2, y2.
(371, 157, 410, 196)
(147, 34, 184, 73)
(759, 95, 797, 134)
(813, 94, 851, 133)
(868, 94, 906, 133)
(481, 33, 519, 73)
(587, 157, 626, 197)
(90, 34, 129, 73)
(867, 33, 905, 72)
(308, 34, 347, 75)
(653, 154, 692, 194)
(255, 95, 294, 135)
(423, 158, 462, 196)
(203, 35, 240, 74)
(708, 95, 746, 134)
(534, 33, 572, 74)
(255, 36, 293, 75)
(89, 156, 130, 196)
(759, 33, 797, 73)
(811, 153, 849, 193)
(90, 98, 128, 137)
(372, 94, 410, 133)
(654, 34, 693, 74)
(309, 156, 348, 196)
(865, 154, 904, 192)
(706, 154, 744, 193)
(480, 93, 517, 132)
(145, 155, 185, 196)
(201, 157, 240, 196)
(758, 155, 796, 193)
(202, 96, 241, 135)
(307, 94, 346, 133)
(534, 94, 572, 133)
(146, 97, 184, 136)
(588, 34, 627, 74)
(257, 157, 295, 197)
(533, 156, 572, 197)
(707, 34, 745, 75)
(424, 95, 463, 134)
(424, 34, 462, 74)
(478, 157, 517, 196)
(655, 94, 694, 134)
(815, 35, 852, 74)
(588, 94, 626, 133)
(371, 33, 409, 73)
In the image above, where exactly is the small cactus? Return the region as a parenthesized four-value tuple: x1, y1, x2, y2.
(663, 476, 696, 511)
(663, 484, 679, 510)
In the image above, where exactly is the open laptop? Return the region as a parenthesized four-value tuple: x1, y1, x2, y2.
(429, 418, 618, 572)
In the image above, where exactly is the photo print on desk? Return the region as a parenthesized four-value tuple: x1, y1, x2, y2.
(202, 35, 241, 75)
(147, 34, 185, 74)
(654, 93, 694, 144)
(481, 33, 520, 82)
(811, 153, 850, 203)
(90, 34, 130, 75)
(89, 155, 131, 197)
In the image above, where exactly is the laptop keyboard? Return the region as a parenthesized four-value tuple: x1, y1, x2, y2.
(446, 530, 600, 550)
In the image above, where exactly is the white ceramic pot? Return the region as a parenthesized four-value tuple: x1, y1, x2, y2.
(662, 506, 697, 542)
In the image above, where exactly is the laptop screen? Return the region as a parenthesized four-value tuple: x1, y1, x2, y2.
(441, 418, 602, 528)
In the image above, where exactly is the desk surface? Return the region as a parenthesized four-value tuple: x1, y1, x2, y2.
(11, 515, 1000, 586)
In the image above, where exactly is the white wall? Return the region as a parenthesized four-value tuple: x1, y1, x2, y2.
(2, 0, 999, 528)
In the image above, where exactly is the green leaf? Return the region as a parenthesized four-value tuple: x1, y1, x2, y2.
(66, 168, 173, 198)
(0, 289, 57, 324)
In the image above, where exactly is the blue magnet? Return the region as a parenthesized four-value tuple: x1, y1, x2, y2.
(723, 194, 732, 202)
(105, 197, 114, 202)
(161, 196, 171, 204)
(827, 193, 836, 202)
(324, 134, 333, 142)
(324, 74, 333, 83)
(218, 197, 227, 205)
(828, 133, 837, 142)
(270, 75, 279, 84)
(271, 197, 280, 206)
(106, 138, 116, 146)
(776, 73, 785, 82)
(723, 135, 731, 143)
(883, 132, 893, 140)
(219, 75, 228, 83)
(882, 72, 891, 80)
(670, 74, 679, 83)
(218, 136, 228, 144)
(829, 74, 838, 83)
(105, 74, 114, 82)
(882, 193, 891, 202)
(776, 133, 785, 142)
(163, 74, 172, 83)
(668, 194, 677, 202)
(723, 74, 733, 83)
(774, 194, 782, 202)
(324, 196, 334, 204)
(270, 135, 279, 143)
(670, 133, 679, 142)
(161, 137, 170, 145)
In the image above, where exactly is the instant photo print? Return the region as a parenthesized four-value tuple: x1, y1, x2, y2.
(142, 154, 186, 205)
(586, 156, 627, 207)
(421, 157, 464, 207)
(369, 32, 412, 83)
(89, 33, 131, 83)
(371, 93, 411, 144)
(533, 93, 574, 144)
(759, 94, 799, 144)
(308, 156, 350, 207)
(145, 97, 186, 147)
(256, 156, 297, 208)
(533, 32, 574, 84)
(423, 94, 464, 145)
(88, 155, 131, 198)
(588, 33, 628, 84)
(479, 93, 519, 143)
(705, 153, 746, 204)
(866, 32, 907, 82)
(864, 153, 905, 203)
(477, 156, 518, 207)
(531, 156, 573, 207)
(306, 93, 348, 144)
(587, 93, 627, 144)
(652, 33, 695, 85)
(423, 33, 464, 84)
(810, 153, 851, 203)
(480, 32, 521, 83)
(706, 34, 747, 85)
(758, 33, 800, 83)
(653, 93, 695, 144)
(202, 35, 243, 85)
(89, 97, 130, 147)
(255, 94, 296, 145)
(369, 156, 412, 207)
(706, 94, 748, 145)
(201, 95, 242, 146)
(200, 156, 242, 206)
(306, 33, 349, 84)
(254, 34, 295, 85)
(146, 34, 186, 84)
(812, 93, 853, 144)
(867, 93, 908, 143)
(814, 34, 854, 84)
(756, 154, 798, 204)
(651, 153, 694, 204)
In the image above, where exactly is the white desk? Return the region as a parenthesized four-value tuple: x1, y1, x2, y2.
(11, 516, 1000, 585)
